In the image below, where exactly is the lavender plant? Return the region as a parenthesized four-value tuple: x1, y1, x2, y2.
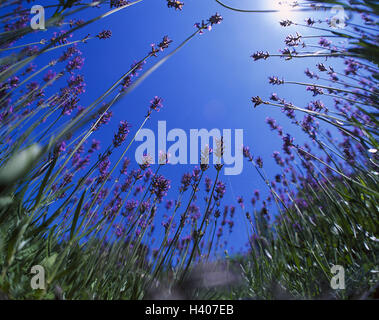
(0, 0, 377, 300)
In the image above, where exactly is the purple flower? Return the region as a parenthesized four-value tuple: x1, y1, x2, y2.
(205, 177, 212, 193)
(251, 96, 264, 107)
(317, 63, 327, 72)
(24, 63, 37, 74)
(251, 51, 270, 61)
(144, 168, 153, 182)
(158, 35, 173, 51)
(256, 156, 263, 168)
(110, 0, 130, 8)
(237, 196, 244, 209)
(283, 102, 296, 119)
(121, 157, 130, 175)
(68, 75, 86, 94)
(266, 117, 278, 131)
(242, 146, 251, 159)
(194, 21, 211, 34)
(319, 37, 331, 47)
(295, 198, 308, 209)
(134, 185, 144, 196)
(165, 200, 174, 210)
(214, 181, 226, 201)
(22, 45, 39, 56)
(310, 100, 325, 112)
(59, 46, 81, 62)
(54, 141, 66, 156)
(88, 139, 100, 153)
(273, 151, 285, 166)
(43, 70, 56, 83)
(151, 175, 171, 202)
(132, 169, 143, 181)
(130, 60, 145, 77)
(9, 76, 19, 88)
(123, 200, 139, 216)
(167, 0, 184, 11)
(344, 58, 360, 75)
(230, 206, 235, 218)
(4, 13, 28, 32)
(113, 223, 125, 237)
(189, 204, 201, 221)
(66, 56, 85, 73)
(305, 17, 316, 25)
(269, 76, 284, 85)
(180, 173, 192, 192)
(285, 33, 302, 46)
(282, 134, 294, 155)
(69, 19, 85, 28)
(98, 156, 110, 182)
(140, 200, 151, 213)
(147, 96, 163, 116)
(51, 30, 72, 45)
(97, 30, 112, 40)
(208, 13, 223, 26)
(280, 20, 293, 27)
(96, 188, 109, 204)
(60, 172, 73, 190)
(304, 68, 318, 79)
(192, 166, 201, 182)
(94, 109, 113, 130)
(75, 155, 90, 171)
(280, 47, 293, 56)
(307, 86, 324, 96)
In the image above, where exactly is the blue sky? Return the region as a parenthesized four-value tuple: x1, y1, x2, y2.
(8, 0, 345, 254)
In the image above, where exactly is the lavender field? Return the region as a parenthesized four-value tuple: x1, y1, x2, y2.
(0, 0, 378, 300)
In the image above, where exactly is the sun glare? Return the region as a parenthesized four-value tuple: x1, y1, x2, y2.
(272, 0, 295, 19)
